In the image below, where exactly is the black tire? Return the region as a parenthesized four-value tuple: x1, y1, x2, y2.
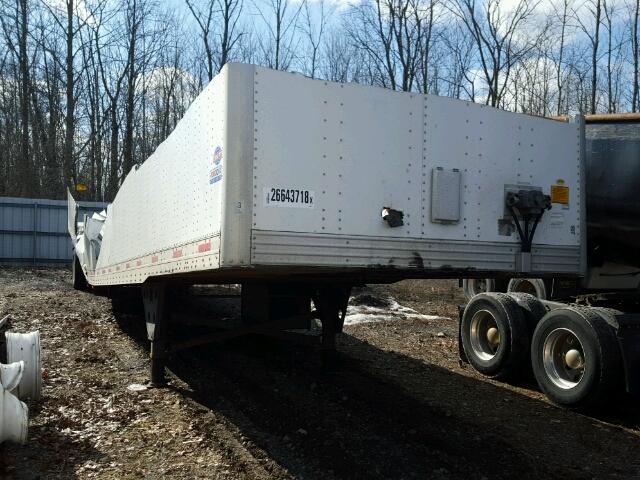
(461, 279, 496, 301)
(589, 307, 622, 330)
(461, 292, 530, 380)
(505, 292, 547, 336)
(507, 278, 548, 300)
(531, 307, 622, 408)
(72, 255, 88, 291)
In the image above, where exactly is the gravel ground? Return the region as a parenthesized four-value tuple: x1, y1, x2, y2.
(0, 268, 639, 479)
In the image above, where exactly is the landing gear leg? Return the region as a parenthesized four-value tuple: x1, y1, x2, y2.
(142, 282, 168, 386)
(315, 286, 351, 368)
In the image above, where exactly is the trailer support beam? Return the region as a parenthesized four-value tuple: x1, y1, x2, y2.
(314, 286, 351, 367)
(142, 282, 168, 386)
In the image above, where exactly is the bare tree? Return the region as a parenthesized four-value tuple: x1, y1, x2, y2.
(81, 33, 105, 200)
(417, 0, 436, 93)
(320, 28, 363, 83)
(603, 0, 616, 112)
(122, 0, 142, 177)
(121, 0, 166, 178)
(254, 0, 304, 70)
(185, 0, 217, 81)
(552, 0, 571, 115)
(449, 0, 542, 107)
(630, 0, 639, 111)
(439, 24, 477, 99)
(1, 0, 36, 195)
(17, 0, 33, 195)
(218, 0, 243, 68)
(41, 0, 97, 191)
(301, 0, 331, 78)
(1, 0, 639, 203)
(94, 2, 128, 200)
(576, 0, 602, 113)
(349, 0, 430, 91)
(186, 0, 242, 79)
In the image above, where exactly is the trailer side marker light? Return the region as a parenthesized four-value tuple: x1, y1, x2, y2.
(198, 242, 211, 253)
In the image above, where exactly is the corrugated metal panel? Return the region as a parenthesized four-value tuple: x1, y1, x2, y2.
(251, 230, 581, 275)
(251, 230, 518, 270)
(531, 245, 581, 273)
(0, 196, 107, 265)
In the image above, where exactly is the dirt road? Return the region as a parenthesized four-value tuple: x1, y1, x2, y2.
(1, 268, 638, 479)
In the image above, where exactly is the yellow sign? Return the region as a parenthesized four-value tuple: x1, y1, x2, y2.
(550, 185, 569, 204)
(75, 183, 88, 192)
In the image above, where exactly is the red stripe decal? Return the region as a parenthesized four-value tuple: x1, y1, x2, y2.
(172, 249, 183, 258)
(151, 255, 158, 263)
(198, 242, 211, 253)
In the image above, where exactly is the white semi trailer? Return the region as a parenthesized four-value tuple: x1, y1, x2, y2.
(69, 63, 587, 391)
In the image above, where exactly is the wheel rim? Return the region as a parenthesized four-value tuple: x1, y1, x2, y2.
(542, 328, 586, 390)
(469, 309, 501, 361)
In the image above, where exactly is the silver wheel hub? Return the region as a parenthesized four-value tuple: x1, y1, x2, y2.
(542, 328, 586, 389)
(470, 310, 501, 361)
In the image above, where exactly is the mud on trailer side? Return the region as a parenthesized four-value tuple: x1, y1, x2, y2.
(459, 115, 640, 408)
(69, 63, 585, 387)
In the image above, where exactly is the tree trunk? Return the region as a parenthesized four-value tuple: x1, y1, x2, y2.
(122, 0, 138, 177)
(107, 106, 119, 201)
(63, 0, 76, 190)
(590, 0, 601, 114)
(633, 0, 639, 112)
(17, 0, 34, 196)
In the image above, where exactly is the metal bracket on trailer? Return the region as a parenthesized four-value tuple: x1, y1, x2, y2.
(169, 312, 320, 353)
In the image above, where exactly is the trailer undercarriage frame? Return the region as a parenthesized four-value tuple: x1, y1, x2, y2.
(139, 280, 352, 385)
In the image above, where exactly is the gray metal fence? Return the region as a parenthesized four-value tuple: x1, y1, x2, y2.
(0, 196, 107, 265)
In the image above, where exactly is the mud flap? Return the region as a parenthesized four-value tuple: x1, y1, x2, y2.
(614, 314, 640, 397)
(457, 304, 468, 363)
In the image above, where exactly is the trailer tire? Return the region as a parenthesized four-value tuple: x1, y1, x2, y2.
(507, 278, 547, 300)
(463, 279, 502, 301)
(505, 292, 547, 335)
(461, 292, 530, 380)
(531, 307, 622, 408)
(72, 255, 88, 291)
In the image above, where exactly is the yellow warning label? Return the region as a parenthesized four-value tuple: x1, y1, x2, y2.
(550, 185, 569, 204)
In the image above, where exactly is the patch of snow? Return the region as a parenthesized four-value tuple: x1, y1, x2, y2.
(344, 296, 448, 325)
(127, 383, 148, 392)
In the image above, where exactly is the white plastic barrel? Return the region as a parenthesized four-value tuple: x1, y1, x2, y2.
(5, 331, 42, 401)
